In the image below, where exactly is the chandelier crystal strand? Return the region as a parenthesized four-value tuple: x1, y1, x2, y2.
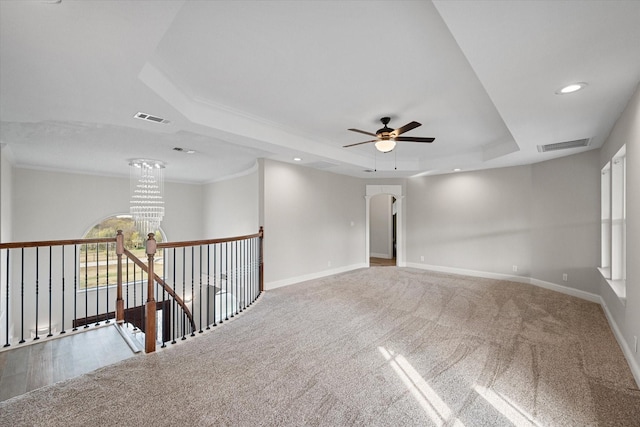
(129, 159, 165, 236)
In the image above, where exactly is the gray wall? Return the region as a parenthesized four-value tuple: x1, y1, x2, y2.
(598, 84, 640, 377)
(262, 159, 366, 288)
(10, 168, 203, 242)
(406, 165, 533, 277)
(405, 151, 601, 294)
(202, 168, 259, 238)
(531, 150, 600, 294)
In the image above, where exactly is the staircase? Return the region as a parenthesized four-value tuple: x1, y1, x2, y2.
(0, 324, 137, 402)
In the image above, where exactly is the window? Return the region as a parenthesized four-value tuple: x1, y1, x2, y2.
(79, 215, 164, 289)
(600, 145, 626, 301)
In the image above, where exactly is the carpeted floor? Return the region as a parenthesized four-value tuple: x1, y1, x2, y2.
(1, 267, 639, 426)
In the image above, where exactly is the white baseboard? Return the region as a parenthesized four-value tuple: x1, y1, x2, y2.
(405, 262, 530, 285)
(265, 263, 368, 290)
(528, 277, 601, 303)
(405, 263, 600, 302)
(599, 297, 640, 388)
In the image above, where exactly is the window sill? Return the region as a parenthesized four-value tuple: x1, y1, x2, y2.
(598, 267, 626, 304)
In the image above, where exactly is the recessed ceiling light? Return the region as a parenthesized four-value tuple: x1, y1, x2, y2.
(453, 168, 461, 172)
(293, 157, 302, 162)
(556, 82, 588, 95)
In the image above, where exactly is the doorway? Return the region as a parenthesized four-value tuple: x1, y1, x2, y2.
(365, 185, 404, 267)
(370, 194, 396, 266)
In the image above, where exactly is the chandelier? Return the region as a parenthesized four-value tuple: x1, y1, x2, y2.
(129, 159, 165, 235)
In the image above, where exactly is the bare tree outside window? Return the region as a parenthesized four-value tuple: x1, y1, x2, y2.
(79, 215, 164, 289)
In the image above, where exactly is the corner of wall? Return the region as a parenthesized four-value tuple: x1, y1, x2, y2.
(0, 144, 14, 243)
(0, 144, 13, 347)
(265, 262, 368, 290)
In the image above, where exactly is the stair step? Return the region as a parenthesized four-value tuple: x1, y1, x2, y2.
(114, 322, 143, 353)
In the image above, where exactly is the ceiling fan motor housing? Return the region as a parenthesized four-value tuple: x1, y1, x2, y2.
(377, 117, 394, 139)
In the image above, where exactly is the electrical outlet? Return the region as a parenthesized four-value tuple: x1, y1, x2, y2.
(328, 260, 331, 267)
(562, 273, 568, 282)
(512, 265, 518, 272)
(420, 256, 424, 262)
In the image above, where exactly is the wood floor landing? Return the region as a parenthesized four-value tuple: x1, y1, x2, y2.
(0, 324, 137, 402)
(370, 257, 396, 266)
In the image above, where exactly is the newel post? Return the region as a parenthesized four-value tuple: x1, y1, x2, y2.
(115, 230, 124, 323)
(145, 233, 157, 353)
(259, 226, 264, 293)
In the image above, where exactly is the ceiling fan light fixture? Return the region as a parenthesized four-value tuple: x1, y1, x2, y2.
(375, 139, 396, 153)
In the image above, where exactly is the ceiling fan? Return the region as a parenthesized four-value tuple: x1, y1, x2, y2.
(344, 117, 435, 152)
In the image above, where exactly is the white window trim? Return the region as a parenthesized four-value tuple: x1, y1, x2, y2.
(599, 145, 626, 303)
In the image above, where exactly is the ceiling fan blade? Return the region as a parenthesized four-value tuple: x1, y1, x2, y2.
(348, 128, 378, 137)
(343, 139, 377, 148)
(393, 121, 421, 136)
(395, 136, 435, 143)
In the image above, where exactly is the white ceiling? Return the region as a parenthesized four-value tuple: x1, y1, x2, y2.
(1, 0, 639, 183)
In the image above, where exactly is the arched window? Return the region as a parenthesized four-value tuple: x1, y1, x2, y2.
(79, 215, 165, 289)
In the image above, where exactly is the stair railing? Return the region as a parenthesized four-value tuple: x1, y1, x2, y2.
(0, 227, 264, 354)
(142, 227, 264, 353)
(119, 244, 196, 352)
(0, 236, 119, 347)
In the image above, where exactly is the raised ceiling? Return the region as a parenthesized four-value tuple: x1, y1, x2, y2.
(1, 0, 639, 183)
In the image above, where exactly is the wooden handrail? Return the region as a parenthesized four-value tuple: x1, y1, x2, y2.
(122, 248, 196, 334)
(0, 237, 115, 250)
(156, 231, 262, 249)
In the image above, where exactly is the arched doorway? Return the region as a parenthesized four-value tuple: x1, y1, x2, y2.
(365, 185, 404, 267)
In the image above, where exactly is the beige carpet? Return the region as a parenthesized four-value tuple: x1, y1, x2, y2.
(1, 267, 639, 426)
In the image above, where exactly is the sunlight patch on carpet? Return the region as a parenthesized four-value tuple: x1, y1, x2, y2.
(378, 346, 464, 427)
(474, 385, 540, 427)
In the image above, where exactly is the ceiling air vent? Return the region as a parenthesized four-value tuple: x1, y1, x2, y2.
(134, 112, 170, 125)
(537, 138, 590, 153)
